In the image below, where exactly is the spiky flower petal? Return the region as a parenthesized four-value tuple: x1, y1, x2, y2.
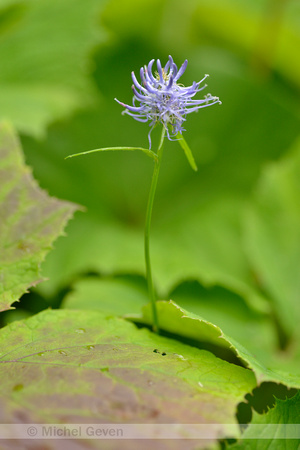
(115, 55, 221, 147)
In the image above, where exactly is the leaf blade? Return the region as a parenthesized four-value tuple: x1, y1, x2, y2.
(65, 146, 158, 162)
(0, 121, 79, 311)
(176, 133, 198, 171)
(231, 392, 300, 448)
(0, 308, 256, 442)
(0, 0, 105, 137)
(136, 300, 300, 388)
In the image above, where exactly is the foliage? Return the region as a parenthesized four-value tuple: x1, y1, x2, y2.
(230, 392, 300, 449)
(0, 0, 299, 449)
(0, 123, 78, 312)
(0, 0, 105, 137)
(0, 309, 255, 432)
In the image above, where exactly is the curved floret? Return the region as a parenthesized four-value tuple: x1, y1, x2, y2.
(115, 55, 221, 147)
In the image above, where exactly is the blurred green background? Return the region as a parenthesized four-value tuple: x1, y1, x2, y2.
(1, 0, 300, 357)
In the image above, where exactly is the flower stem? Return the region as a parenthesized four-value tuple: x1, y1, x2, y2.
(144, 126, 166, 333)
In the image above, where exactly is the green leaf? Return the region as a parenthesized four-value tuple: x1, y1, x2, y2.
(169, 281, 278, 366)
(0, 0, 105, 137)
(66, 146, 158, 162)
(36, 213, 144, 298)
(0, 122, 78, 311)
(230, 392, 300, 449)
(152, 196, 268, 312)
(0, 84, 83, 139)
(37, 193, 268, 316)
(0, 309, 256, 443)
(62, 275, 148, 315)
(244, 138, 300, 336)
(135, 300, 300, 388)
(101, 0, 166, 40)
(62, 272, 275, 365)
(163, 0, 300, 89)
(176, 133, 198, 171)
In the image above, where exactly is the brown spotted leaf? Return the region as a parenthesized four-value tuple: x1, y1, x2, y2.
(0, 122, 79, 311)
(0, 309, 256, 448)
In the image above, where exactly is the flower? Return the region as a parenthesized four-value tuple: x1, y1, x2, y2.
(115, 55, 221, 147)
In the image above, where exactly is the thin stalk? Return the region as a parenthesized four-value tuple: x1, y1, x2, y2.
(144, 126, 166, 333)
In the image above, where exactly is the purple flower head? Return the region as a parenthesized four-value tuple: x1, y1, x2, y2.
(115, 55, 221, 148)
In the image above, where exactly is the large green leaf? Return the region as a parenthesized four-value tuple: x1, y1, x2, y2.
(136, 300, 300, 388)
(62, 275, 300, 386)
(37, 213, 144, 298)
(62, 276, 277, 366)
(230, 392, 300, 449)
(37, 194, 264, 311)
(169, 281, 278, 365)
(0, 122, 78, 311)
(62, 275, 148, 315)
(0, 309, 256, 447)
(0, 0, 105, 137)
(38, 195, 266, 317)
(151, 196, 267, 311)
(244, 139, 300, 336)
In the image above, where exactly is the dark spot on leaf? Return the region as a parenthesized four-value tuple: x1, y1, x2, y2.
(100, 367, 109, 372)
(17, 240, 32, 253)
(153, 349, 167, 356)
(12, 384, 23, 392)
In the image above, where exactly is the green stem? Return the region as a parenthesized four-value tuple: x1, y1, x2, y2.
(144, 126, 166, 333)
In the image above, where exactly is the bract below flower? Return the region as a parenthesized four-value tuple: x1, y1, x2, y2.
(115, 55, 221, 147)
